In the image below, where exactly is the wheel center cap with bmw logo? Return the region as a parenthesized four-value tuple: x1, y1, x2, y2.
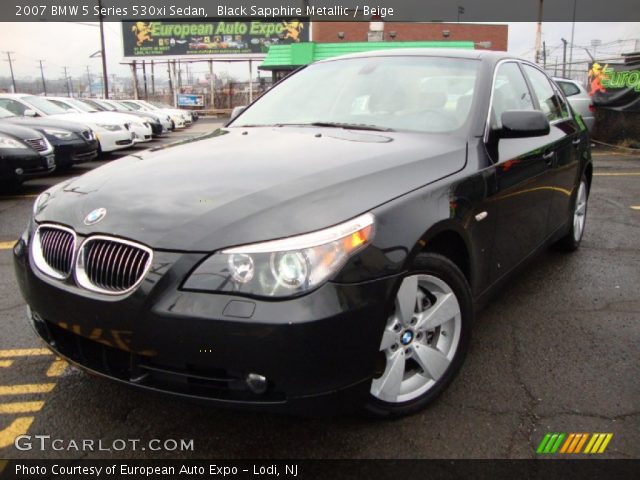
(401, 330, 414, 346)
(84, 208, 107, 225)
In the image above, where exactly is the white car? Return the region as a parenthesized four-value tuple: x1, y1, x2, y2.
(0, 94, 134, 153)
(92, 99, 173, 134)
(120, 100, 190, 129)
(47, 97, 153, 143)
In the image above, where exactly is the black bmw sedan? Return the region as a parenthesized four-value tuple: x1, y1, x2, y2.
(13, 50, 591, 417)
(0, 123, 55, 189)
(0, 106, 98, 168)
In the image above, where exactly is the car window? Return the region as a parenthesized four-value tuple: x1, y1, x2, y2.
(490, 62, 534, 129)
(0, 106, 16, 118)
(522, 65, 564, 122)
(557, 80, 581, 97)
(551, 82, 571, 119)
(49, 99, 75, 111)
(0, 98, 27, 116)
(233, 56, 481, 134)
(22, 96, 69, 115)
(122, 101, 141, 110)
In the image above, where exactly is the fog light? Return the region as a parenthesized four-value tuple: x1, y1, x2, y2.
(15, 168, 24, 175)
(245, 373, 267, 394)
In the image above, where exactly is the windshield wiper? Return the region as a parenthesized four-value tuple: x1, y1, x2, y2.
(307, 122, 394, 132)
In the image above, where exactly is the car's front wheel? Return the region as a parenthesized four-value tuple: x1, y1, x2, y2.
(365, 253, 473, 418)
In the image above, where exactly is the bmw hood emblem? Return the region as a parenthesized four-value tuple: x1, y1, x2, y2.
(84, 208, 107, 225)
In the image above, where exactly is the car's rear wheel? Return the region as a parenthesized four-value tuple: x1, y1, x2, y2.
(365, 253, 472, 418)
(555, 174, 589, 251)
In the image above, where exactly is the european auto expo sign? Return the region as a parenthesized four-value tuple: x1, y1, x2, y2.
(588, 62, 640, 111)
(122, 20, 309, 57)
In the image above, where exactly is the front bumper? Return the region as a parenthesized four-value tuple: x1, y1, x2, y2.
(13, 238, 396, 415)
(96, 130, 135, 152)
(0, 151, 55, 182)
(51, 138, 98, 167)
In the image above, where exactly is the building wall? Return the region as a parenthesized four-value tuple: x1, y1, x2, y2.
(311, 22, 508, 51)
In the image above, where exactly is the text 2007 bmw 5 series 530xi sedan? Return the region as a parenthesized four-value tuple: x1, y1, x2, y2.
(13, 49, 591, 417)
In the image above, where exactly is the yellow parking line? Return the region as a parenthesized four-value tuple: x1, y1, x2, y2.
(594, 172, 640, 176)
(0, 348, 52, 358)
(0, 417, 34, 449)
(0, 401, 44, 414)
(631, 206, 640, 211)
(0, 384, 56, 395)
(0, 194, 38, 200)
(0, 241, 15, 250)
(46, 359, 68, 377)
(0, 360, 14, 368)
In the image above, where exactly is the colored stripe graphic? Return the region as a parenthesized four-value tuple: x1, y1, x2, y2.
(536, 433, 565, 454)
(538, 433, 613, 455)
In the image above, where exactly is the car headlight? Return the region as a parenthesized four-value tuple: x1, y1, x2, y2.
(0, 135, 28, 149)
(96, 123, 122, 131)
(43, 128, 73, 139)
(183, 213, 375, 298)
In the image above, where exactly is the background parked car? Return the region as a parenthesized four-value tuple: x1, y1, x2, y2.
(553, 77, 595, 133)
(0, 122, 54, 189)
(119, 99, 189, 129)
(79, 98, 168, 136)
(46, 97, 153, 144)
(0, 94, 135, 153)
(0, 106, 97, 169)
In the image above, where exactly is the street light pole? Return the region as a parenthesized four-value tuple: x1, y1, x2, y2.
(569, 0, 577, 72)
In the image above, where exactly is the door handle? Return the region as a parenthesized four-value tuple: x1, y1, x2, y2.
(542, 151, 555, 162)
(572, 138, 581, 146)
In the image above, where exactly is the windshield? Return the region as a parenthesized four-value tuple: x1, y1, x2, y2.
(80, 99, 109, 111)
(0, 107, 15, 118)
(64, 98, 96, 112)
(138, 100, 159, 110)
(23, 96, 69, 115)
(232, 56, 480, 133)
(112, 101, 133, 111)
(150, 101, 172, 109)
(121, 101, 142, 111)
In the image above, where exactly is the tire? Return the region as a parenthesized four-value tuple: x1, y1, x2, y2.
(365, 253, 473, 418)
(555, 174, 589, 252)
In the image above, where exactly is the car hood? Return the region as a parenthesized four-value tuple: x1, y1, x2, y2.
(3, 116, 89, 133)
(37, 127, 467, 252)
(0, 121, 44, 140)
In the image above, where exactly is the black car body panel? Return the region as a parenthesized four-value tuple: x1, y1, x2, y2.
(0, 123, 54, 183)
(14, 49, 592, 413)
(3, 116, 98, 167)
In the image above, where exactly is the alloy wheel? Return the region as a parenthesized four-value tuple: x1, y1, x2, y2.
(573, 180, 588, 242)
(371, 274, 462, 403)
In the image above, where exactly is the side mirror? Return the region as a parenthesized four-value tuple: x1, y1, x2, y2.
(24, 109, 37, 117)
(230, 106, 246, 121)
(500, 110, 550, 138)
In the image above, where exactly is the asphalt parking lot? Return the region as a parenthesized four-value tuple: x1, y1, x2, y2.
(0, 121, 638, 459)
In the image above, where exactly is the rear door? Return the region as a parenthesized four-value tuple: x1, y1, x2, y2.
(521, 65, 581, 236)
(485, 61, 556, 282)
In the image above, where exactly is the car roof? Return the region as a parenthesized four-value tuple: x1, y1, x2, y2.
(316, 48, 514, 64)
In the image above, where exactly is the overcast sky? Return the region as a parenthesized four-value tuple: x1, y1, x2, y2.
(1, 22, 638, 84)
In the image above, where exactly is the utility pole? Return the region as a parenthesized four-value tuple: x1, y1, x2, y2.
(4, 52, 17, 93)
(62, 66, 71, 97)
(142, 60, 148, 100)
(457, 6, 464, 23)
(97, 0, 109, 98)
(130, 61, 139, 100)
(86, 66, 93, 96)
(167, 60, 174, 101)
(543, 41, 547, 69)
(534, 0, 544, 64)
(150, 60, 155, 95)
(569, 0, 577, 70)
(561, 38, 568, 78)
(208, 60, 214, 109)
(38, 60, 47, 95)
